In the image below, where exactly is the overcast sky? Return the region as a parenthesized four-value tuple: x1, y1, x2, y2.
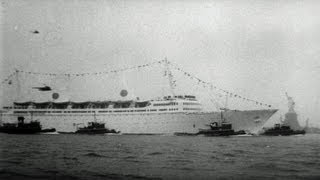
(1, 0, 320, 126)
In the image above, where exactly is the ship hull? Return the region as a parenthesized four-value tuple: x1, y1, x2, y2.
(0, 109, 277, 134)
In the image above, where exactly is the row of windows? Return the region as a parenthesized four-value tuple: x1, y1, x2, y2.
(14, 102, 200, 109)
(158, 108, 179, 111)
(183, 108, 201, 111)
(13, 111, 28, 114)
(182, 102, 200, 106)
(14, 110, 160, 114)
(14, 106, 154, 110)
(113, 109, 148, 113)
(14, 110, 75, 113)
(14, 111, 63, 113)
(13, 108, 184, 114)
(153, 102, 178, 106)
(67, 111, 95, 113)
(100, 109, 164, 113)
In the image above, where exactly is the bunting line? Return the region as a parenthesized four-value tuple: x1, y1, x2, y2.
(1, 59, 273, 108)
(1, 70, 17, 85)
(15, 60, 165, 77)
(165, 61, 272, 108)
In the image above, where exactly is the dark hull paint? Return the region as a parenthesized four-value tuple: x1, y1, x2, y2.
(40, 128, 56, 133)
(58, 129, 120, 135)
(197, 129, 236, 136)
(0, 127, 56, 134)
(0, 128, 41, 134)
(262, 130, 306, 136)
(75, 128, 113, 134)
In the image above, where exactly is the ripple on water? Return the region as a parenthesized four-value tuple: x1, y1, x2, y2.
(222, 153, 236, 157)
(0, 159, 23, 165)
(83, 152, 106, 158)
(147, 152, 163, 156)
(0, 134, 319, 179)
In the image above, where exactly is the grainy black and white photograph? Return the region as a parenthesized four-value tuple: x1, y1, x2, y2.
(0, 0, 320, 179)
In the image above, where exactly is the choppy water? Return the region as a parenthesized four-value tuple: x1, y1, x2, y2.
(0, 134, 319, 180)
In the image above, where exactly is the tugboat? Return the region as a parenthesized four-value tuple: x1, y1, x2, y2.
(197, 109, 246, 136)
(261, 123, 306, 136)
(197, 121, 236, 136)
(75, 121, 119, 134)
(261, 94, 306, 136)
(59, 112, 120, 134)
(0, 116, 56, 134)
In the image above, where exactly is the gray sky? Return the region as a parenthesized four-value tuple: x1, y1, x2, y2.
(1, 0, 320, 126)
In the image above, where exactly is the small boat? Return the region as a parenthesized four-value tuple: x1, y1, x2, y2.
(75, 122, 119, 134)
(58, 122, 120, 135)
(261, 124, 306, 136)
(197, 122, 236, 136)
(0, 116, 56, 134)
(197, 110, 247, 136)
(74, 111, 120, 134)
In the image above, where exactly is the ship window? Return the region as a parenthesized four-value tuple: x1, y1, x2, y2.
(153, 102, 177, 106)
(71, 111, 88, 113)
(13, 111, 27, 114)
(135, 109, 146, 112)
(183, 108, 201, 111)
(183, 102, 200, 106)
(30, 111, 46, 113)
(114, 110, 126, 112)
(185, 95, 196, 99)
(98, 111, 109, 113)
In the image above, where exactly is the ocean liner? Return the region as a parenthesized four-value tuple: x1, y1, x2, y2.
(0, 60, 277, 134)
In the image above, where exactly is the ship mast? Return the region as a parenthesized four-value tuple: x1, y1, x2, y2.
(164, 58, 175, 97)
(14, 69, 21, 102)
(224, 93, 229, 110)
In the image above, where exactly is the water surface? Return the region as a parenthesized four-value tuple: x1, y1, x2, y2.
(0, 134, 319, 180)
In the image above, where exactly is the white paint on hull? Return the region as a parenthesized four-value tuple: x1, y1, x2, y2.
(1, 109, 277, 134)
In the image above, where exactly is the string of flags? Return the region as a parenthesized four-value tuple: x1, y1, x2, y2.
(0, 70, 18, 85)
(166, 61, 272, 108)
(13, 60, 165, 77)
(1, 59, 272, 108)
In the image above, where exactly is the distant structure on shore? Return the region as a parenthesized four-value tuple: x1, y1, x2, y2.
(282, 93, 302, 130)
